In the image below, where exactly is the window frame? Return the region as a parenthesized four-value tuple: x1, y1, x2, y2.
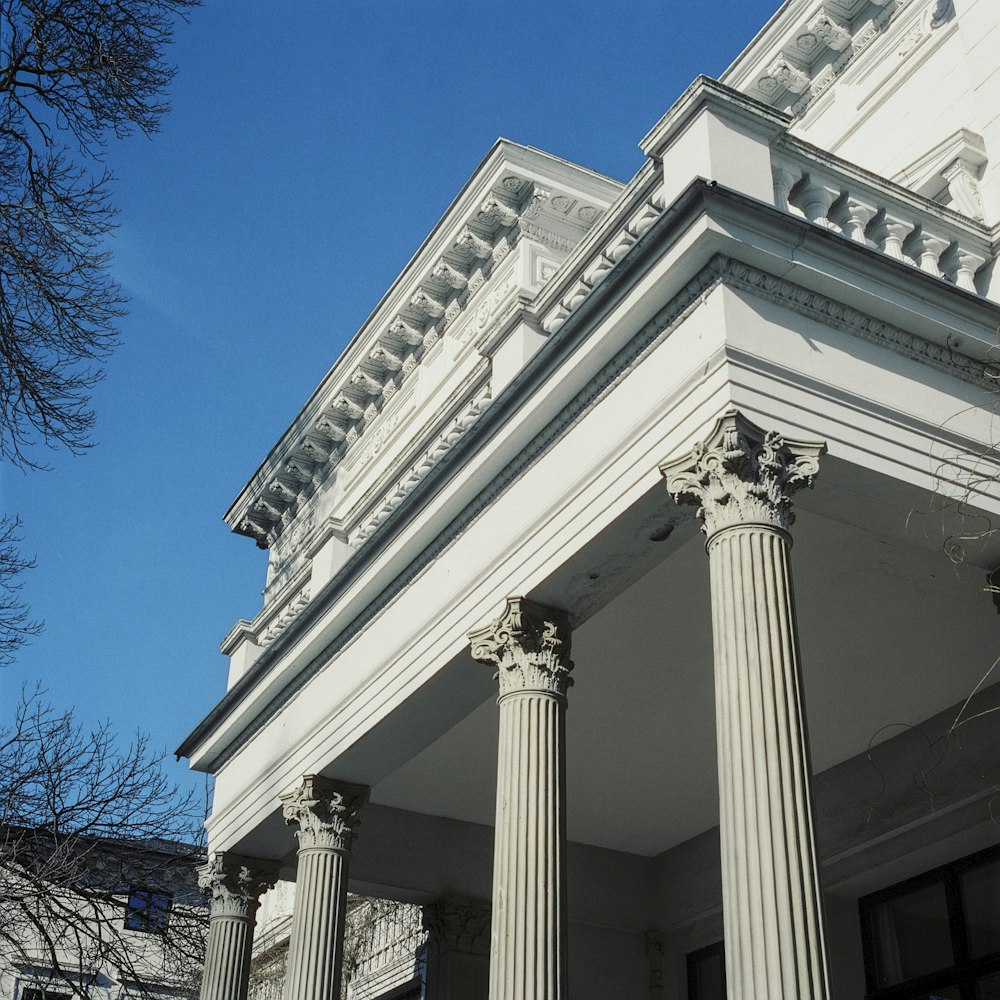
(21, 987, 72, 1000)
(123, 885, 173, 934)
(858, 843, 1000, 1000)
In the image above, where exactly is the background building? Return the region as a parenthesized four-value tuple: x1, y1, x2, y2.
(0, 831, 206, 1000)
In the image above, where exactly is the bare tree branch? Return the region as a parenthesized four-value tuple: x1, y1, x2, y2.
(0, 687, 208, 996)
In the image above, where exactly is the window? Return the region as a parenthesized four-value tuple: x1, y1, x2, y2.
(124, 887, 172, 933)
(688, 941, 726, 1000)
(860, 845, 1000, 1000)
(22, 989, 71, 1000)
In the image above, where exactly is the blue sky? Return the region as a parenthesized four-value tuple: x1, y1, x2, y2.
(1, 0, 781, 800)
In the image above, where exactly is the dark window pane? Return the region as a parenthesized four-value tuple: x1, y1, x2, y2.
(977, 970, 1000, 1000)
(124, 887, 171, 933)
(688, 943, 726, 1000)
(871, 881, 953, 987)
(914, 987, 961, 1000)
(963, 859, 1000, 959)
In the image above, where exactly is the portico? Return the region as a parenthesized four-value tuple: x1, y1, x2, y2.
(181, 3, 1000, 999)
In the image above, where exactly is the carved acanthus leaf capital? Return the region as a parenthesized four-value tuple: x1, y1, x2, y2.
(422, 896, 492, 956)
(662, 411, 825, 537)
(469, 597, 573, 699)
(280, 775, 369, 852)
(198, 853, 278, 920)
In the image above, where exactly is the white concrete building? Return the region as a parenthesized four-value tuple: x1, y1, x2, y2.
(180, 1, 1000, 998)
(0, 833, 206, 1000)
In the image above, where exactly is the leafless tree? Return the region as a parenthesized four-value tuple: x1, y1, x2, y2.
(0, 515, 41, 666)
(0, 687, 208, 996)
(0, 0, 197, 467)
(0, 0, 197, 660)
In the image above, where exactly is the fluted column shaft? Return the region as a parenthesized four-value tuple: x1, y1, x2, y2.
(470, 598, 573, 1000)
(280, 776, 368, 1000)
(664, 411, 830, 1000)
(708, 523, 828, 1000)
(199, 855, 277, 1000)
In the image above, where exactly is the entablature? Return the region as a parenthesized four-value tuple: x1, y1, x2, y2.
(232, 78, 998, 660)
(225, 140, 622, 559)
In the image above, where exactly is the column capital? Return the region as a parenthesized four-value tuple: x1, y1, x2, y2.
(198, 853, 278, 920)
(661, 410, 825, 537)
(469, 597, 573, 699)
(280, 775, 369, 851)
(422, 896, 492, 956)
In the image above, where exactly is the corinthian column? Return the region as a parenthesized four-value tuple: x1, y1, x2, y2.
(198, 854, 277, 1000)
(469, 597, 573, 1000)
(280, 775, 369, 1000)
(662, 411, 830, 1000)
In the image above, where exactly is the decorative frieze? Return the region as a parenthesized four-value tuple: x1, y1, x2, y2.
(808, 10, 851, 51)
(479, 194, 519, 227)
(455, 226, 493, 260)
(227, 157, 614, 553)
(746, 0, 918, 114)
(432, 258, 468, 290)
(352, 383, 492, 543)
(388, 316, 424, 345)
(759, 57, 811, 98)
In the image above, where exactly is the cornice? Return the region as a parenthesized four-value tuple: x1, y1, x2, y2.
(180, 186, 1000, 769)
(639, 76, 793, 158)
(721, 0, 929, 115)
(225, 142, 622, 550)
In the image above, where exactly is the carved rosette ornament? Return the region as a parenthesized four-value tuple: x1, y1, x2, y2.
(469, 597, 573, 700)
(662, 411, 824, 539)
(199, 854, 277, 920)
(280, 775, 369, 852)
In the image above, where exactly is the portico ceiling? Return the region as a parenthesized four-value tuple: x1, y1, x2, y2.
(370, 460, 1000, 857)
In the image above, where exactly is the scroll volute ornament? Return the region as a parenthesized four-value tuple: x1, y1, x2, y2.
(280, 775, 369, 852)
(662, 411, 825, 538)
(469, 597, 573, 699)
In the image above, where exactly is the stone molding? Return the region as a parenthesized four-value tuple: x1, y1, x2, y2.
(716, 257, 994, 386)
(187, 235, 999, 772)
(422, 897, 492, 956)
(469, 597, 573, 699)
(352, 380, 492, 544)
(280, 775, 369, 852)
(662, 411, 825, 537)
(723, 0, 919, 115)
(198, 853, 278, 920)
(225, 145, 619, 552)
